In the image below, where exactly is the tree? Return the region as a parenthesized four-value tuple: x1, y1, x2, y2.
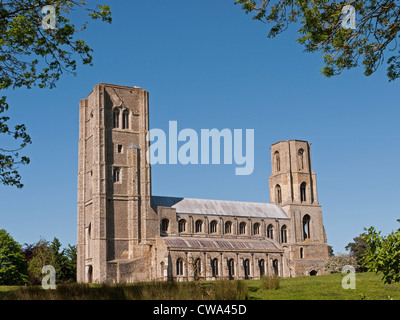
(235, 0, 400, 81)
(26, 238, 54, 285)
(64, 244, 77, 282)
(0, 229, 28, 285)
(324, 253, 359, 273)
(0, 0, 111, 188)
(345, 234, 368, 272)
(361, 221, 400, 284)
(327, 245, 334, 256)
(25, 237, 77, 284)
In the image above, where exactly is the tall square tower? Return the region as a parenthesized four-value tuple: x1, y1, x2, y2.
(77, 83, 157, 283)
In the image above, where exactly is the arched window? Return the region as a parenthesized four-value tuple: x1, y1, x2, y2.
(113, 108, 120, 128)
(253, 223, 260, 235)
(272, 259, 279, 275)
(161, 218, 169, 233)
(267, 224, 274, 240)
(300, 247, 304, 259)
(281, 225, 288, 243)
(259, 259, 265, 277)
(228, 259, 235, 279)
(239, 222, 247, 235)
(243, 259, 250, 279)
(113, 167, 121, 182)
(122, 110, 130, 129)
(87, 265, 93, 283)
(224, 221, 232, 234)
(86, 222, 92, 258)
(303, 214, 311, 240)
(276, 185, 282, 204)
(176, 258, 183, 276)
(178, 219, 186, 233)
(274, 151, 281, 172)
(300, 182, 307, 202)
(210, 220, 218, 234)
(298, 148, 304, 170)
(193, 258, 201, 279)
(195, 220, 203, 233)
(212, 258, 219, 277)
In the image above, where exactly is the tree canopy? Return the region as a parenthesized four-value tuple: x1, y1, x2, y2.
(0, 0, 111, 188)
(236, 0, 400, 81)
(0, 229, 28, 285)
(362, 220, 400, 284)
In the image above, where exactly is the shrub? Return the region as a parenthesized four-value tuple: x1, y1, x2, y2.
(260, 275, 280, 290)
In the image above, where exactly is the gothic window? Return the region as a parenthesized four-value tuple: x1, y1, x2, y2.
(298, 148, 304, 170)
(194, 258, 201, 279)
(274, 151, 281, 172)
(113, 167, 120, 182)
(195, 220, 203, 233)
(122, 110, 129, 129)
(303, 214, 311, 240)
(300, 182, 307, 202)
(210, 220, 218, 234)
(228, 259, 235, 279)
(243, 259, 250, 279)
(276, 185, 282, 204)
(300, 247, 304, 259)
(176, 258, 183, 276)
(259, 259, 265, 277)
(178, 219, 186, 233)
(253, 223, 260, 235)
(267, 224, 274, 240)
(87, 265, 93, 283)
(113, 109, 120, 128)
(212, 258, 219, 277)
(239, 222, 247, 235)
(281, 225, 288, 243)
(161, 218, 169, 233)
(86, 223, 92, 258)
(272, 259, 279, 275)
(224, 221, 232, 234)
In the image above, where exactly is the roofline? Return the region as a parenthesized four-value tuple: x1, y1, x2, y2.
(174, 211, 290, 220)
(270, 139, 310, 147)
(152, 195, 282, 207)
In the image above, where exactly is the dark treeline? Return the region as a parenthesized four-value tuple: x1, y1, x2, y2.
(0, 229, 76, 285)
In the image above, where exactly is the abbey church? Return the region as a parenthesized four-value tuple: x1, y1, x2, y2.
(77, 83, 329, 283)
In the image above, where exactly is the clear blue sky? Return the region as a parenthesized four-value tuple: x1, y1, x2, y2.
(1, 0, 399, 254)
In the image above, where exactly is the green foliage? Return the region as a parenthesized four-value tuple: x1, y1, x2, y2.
(361, 220, 400, 284)
(0, 229, 28, 285)
(345, 234, 368, 272)
(260, 274, 280, 290)
(26, 237, 77, 285)
(0, 97, 31, 188)
(0, 0, 111, 188)
(327, 245, 334, 256)
(235, 0, 400, 81)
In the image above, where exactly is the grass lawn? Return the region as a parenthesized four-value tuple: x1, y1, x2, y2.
(246, 272, 400, 300)
(1, 272, 399, 300)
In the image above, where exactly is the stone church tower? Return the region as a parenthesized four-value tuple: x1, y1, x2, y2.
(77, 83, 158, 283)
(77, 83, 329, 283)
(269, 140, 329, 276)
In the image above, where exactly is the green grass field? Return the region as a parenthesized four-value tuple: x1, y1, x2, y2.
(246, 272, 400, 300)
(1, 272, 399, 300)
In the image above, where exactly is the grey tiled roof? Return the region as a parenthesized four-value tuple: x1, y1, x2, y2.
(151, 196, 289, 220)
(163, 236, 280, 250)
